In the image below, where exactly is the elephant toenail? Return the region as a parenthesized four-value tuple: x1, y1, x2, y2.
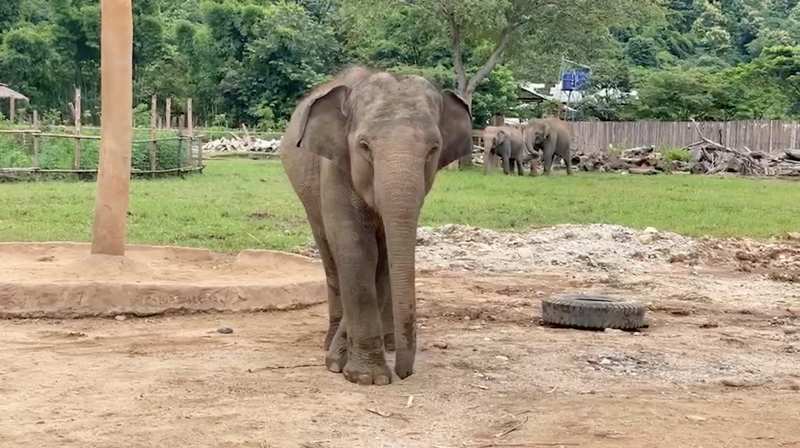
(375, 375, 390, 386)
(357, 374, 372, 385)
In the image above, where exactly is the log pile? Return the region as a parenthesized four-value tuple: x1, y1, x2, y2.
(576, 145, 665, 174)
(779, 148, 800, 176)
(575, 141, 800, 177)
(202, 136, 281, 153)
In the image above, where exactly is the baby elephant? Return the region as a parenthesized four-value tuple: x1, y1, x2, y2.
(523, 118, 573, 176)
(482, 124, 534, 175)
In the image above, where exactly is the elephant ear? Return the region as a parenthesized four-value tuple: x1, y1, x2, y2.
(436, 89, 473, 170)
(296, 85, 350, 173)
(543, 123, 552, 139)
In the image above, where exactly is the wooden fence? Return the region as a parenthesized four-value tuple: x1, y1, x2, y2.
(565, 120, 800, 155)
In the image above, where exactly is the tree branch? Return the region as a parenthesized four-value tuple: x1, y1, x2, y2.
(443, 0, 467, 93)
(465, 25, 513, 95)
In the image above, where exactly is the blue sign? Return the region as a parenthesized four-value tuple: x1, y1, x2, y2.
(562, 69, 589, 92)
(561, 71, 576, 91)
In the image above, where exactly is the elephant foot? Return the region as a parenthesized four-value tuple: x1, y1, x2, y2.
(323, 320, 341, 351)
(343, 345, 392, 386)
(383, 333, 395, 353)
(325, 324, 348, 373)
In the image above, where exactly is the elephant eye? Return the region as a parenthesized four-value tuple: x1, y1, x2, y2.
(358, 140, 372, 160)
(426, 145, 439, 161)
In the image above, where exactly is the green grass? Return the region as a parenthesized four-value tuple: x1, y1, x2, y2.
(1, 159, 799, 253)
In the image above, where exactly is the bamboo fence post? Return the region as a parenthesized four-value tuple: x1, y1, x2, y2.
(73, 88, 81, 169)
(150, 94, 157, 174)
(32, 110, 40, 167)
(187, 98, 199, 167)
(177, 114, 185, 167)
(165, 97, 171, 130)
(9, 98, 15, 122)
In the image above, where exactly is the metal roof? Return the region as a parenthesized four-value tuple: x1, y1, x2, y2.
(0, 83, 29, 101)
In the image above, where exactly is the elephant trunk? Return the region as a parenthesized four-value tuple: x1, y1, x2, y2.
(374, 158, 425, 379)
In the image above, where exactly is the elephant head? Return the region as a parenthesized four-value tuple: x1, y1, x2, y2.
(295, 70, 472, 378)
(482, 126, 508, 173)
(527, 120, 552, 147)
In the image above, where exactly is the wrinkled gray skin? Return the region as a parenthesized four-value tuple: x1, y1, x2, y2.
(482, 125, 530, 175)
(523, 118, 573, 176)
(280, 66, 473, 385)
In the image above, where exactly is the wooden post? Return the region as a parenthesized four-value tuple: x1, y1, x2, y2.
(165, 97, 171, 130)
(73, 88, 82, 169)
(32, 110, 40, 167)
(9, 98, 15, 122)
(187, 98, 199, 167)
(90, 0, 133, 256)
(150, 94, 157, 172)
(177, 114, 184, 167)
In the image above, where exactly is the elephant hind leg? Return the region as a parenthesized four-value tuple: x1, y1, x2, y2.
(563, 147, 573, 175)
(376, 233, 394, 352)
(309, 220, 343, 352)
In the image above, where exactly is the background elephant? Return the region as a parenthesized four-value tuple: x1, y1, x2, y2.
(280, 66, 473, 386)
(482, 125, 530, 175)
(523, 118, 573, 176)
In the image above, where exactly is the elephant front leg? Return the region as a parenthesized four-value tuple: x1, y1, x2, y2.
(502, 156, 511, 175)
(327, 219, 391, 386)
(543, 145, 556, 176)
(515, 158, 524, 176)
(376, 234, 394, 352)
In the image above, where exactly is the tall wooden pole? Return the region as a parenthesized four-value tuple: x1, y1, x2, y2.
(91, 0, 133, 256)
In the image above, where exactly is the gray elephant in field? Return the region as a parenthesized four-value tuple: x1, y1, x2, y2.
(280, 66, 473, 385)
(523, 118, 573, 176)
(482, 124, 532, 175)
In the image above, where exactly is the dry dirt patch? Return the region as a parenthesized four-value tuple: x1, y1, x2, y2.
(0, 242, 325, 318)
(1, 225, 800, 447)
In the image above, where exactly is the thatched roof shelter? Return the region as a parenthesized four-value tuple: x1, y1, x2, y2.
(0, 83, 28, 102)
(0, 83, 28, 121)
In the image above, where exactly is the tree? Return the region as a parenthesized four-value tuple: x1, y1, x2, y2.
(342, 0, 662, 107)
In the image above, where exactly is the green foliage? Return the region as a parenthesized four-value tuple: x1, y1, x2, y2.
(0, 122, 188, 171)
(0, 0, 799, 130)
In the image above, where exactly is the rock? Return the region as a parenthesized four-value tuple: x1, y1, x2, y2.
(786, 232, 800, 241)
(433, 341, 448, 349)
(686, 415, 707, 422)
(720, 377, 747, 387)
(637, 234, 656, 244)
(644, 227, 658, 235)
(603, 328, 625, 335)
(788, 381, 800, 391)
(781, 326, 799, 335)
(115, 315, 127, 321)
(494, 355, 509, 362)
(700, 320, 719, 329)
(217, 327, 234, 334)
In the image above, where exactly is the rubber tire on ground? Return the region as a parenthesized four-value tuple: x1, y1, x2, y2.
(541, 294, 646, 330)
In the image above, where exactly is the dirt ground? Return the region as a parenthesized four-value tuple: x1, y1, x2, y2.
(0, 242, 325, 317)
(2, 226, 800, 448)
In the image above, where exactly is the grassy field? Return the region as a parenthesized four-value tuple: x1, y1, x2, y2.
(1, 159, 799, 253)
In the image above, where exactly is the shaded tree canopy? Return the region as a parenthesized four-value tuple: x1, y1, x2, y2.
(0, 0, 797, 128)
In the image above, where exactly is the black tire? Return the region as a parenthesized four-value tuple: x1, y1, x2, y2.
(541, 294, 647, 330)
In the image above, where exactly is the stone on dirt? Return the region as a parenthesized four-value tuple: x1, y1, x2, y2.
(217, 327, 234, 334)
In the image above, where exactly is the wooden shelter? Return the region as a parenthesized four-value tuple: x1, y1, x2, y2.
(0, 83, 29, 122)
